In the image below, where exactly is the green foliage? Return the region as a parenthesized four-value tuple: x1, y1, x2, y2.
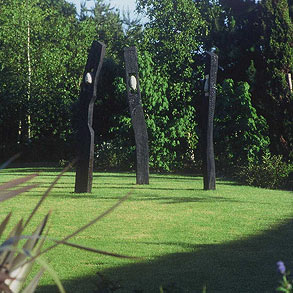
(85, 0, 124, 63)
(260, 0, 293, 87)
(204, 0, 293, 160)
(277, 276, 293, 292)
(122, 11, 144, 48)
(138, 50, 186, 171)
(137, 0, 207, 104)
(106, 0, 208, 171)
(0, 167, 64, 292)
(289, 0, 293, 19)
(0, 0, 291, 175)
(0, 0, 32, 151)
(214, 79, 270, 169)
(79, 0, 143, 170)
(0, 0, 93, 160)
(111, 49, 199, 171)
(276, 261, 292, 292)
(203, 0, 260, 81)
(238, 151, 293, 189)
(138, 0, 207, 68)
(258, 0, 293, 157)
(284, 100, 293, 160)
(94, 141, 135, 171)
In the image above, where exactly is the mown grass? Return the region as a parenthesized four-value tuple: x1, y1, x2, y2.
(0, 167, 292, 292)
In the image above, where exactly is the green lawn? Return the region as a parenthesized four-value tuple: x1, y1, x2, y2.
(0, 167, 292, 292)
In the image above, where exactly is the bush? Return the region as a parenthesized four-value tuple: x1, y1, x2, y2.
(238, 151, 293, 189)
(214, 79, 270, 171)
(94, 140, 136, 171)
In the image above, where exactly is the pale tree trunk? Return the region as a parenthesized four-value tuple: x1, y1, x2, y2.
(18, 0, 32, 143)
(27, 0, 32, 140)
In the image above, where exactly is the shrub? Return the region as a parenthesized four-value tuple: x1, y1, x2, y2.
(238, 151, 293, 189)
(214, 79, 270, 171)
(94, 141, 135, 171)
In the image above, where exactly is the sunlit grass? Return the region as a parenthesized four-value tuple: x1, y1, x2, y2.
(0, 168, 292, 292)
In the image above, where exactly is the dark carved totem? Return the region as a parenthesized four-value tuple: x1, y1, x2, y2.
(201, 52, 218, 190)
(124, 47, 149, 185)
(75, 41, 106, 193)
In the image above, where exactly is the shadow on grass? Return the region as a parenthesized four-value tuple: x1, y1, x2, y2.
(93, 173, 202, 181)
(216, 181, 243, 186)
(38, 218, 293, 293)
(0, 172, 73, 178)
(92, 186, 203, 192)
(3, 169, 197, 181)
(1, 170, 202, 182)
(61, 195, 238, 205)
(4, 167, 63, 173)
(40, 187, 241, 205)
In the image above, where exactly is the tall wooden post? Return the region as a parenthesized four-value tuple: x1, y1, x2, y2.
(124, 47, 149, 185)
(75, 41, 106, 193)
(201, 52, 218, 190)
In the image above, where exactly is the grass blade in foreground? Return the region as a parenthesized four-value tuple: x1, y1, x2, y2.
(0, 153, 21, 170)
(23, 158, 77, 229)
(0, 184, 39, 203)
(21, 267, 45, 293)
(0, 213, 12, 239)
(58, 241, 140, 259)
(25, 190, 133, 264)
(0, 174, 38, 192)
(0, 160, 135, 292)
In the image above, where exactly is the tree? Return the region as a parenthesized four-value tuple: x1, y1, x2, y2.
(257, 0, 293, 158)
(122, 10, 144, 48)
(133, 0, 208, 170)
(200, 0, 293, 160)
(0, 0, 92, 161)
(0, 0, 34, 155)
(82, 0, 125, 63)
(214, 79, 270, 170)
(199, 0, 261, 83)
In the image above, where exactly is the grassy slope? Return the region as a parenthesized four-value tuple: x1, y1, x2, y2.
(0, 168, 292, 292)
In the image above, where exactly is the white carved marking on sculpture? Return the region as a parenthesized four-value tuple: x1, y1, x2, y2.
(85, 72, 93, 84)
(287, 73, 292, 92)
(129, 75, 137, 91)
